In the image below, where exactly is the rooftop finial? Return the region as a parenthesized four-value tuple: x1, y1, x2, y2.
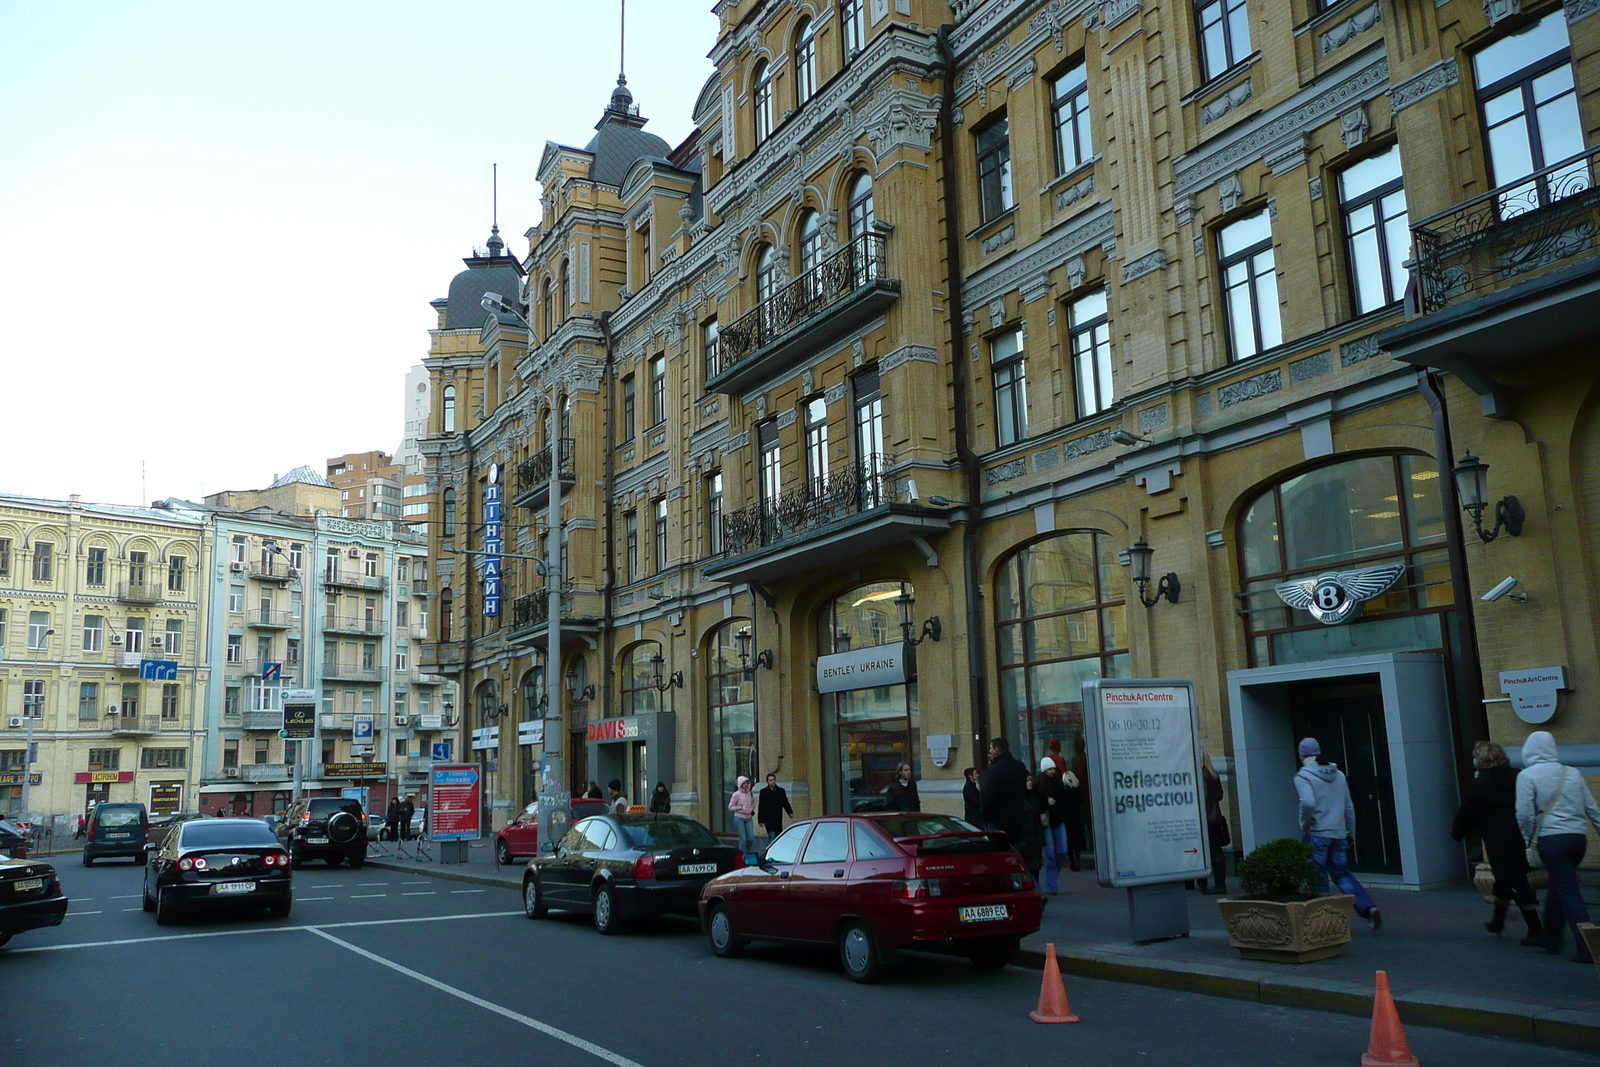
(619, 0, 626, 87)
(492, 162, 499, 237)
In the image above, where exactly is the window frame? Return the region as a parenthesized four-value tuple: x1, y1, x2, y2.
(1337, 145, 1410, 316)
(990, 327, 1029, 448)
(752, 59, 774, 144)
(840, 0, 865, 63)
(653, 498, 669, 574)
(707, 472, 724, 556)
(1068, 290, 1114, 418)
(1196, 0, 1252, 83)
(1050, 63, 1093, 176)
(794, 16, 817, 106)
(975, 116, 1015, 224)
(1217, 209, 1281, 361)
(1472, 13, 1585, 215)
(85, 547, 106, 587)
(649, 355, 667, 428)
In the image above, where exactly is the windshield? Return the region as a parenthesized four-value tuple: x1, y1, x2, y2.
(97, 808, 143, 828)
(619, 817, 718, 849)
(872, 815, 980, 838)
(180, 821, 279, 848)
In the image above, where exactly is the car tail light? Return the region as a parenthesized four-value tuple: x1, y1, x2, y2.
(300, 811, 310, 823)
(178, 856, 210, 872)
(262, 852, 289, 867)
(891, 878, 945, 899)
(1010, 873, 1035, 892)
(633, 854, 656, 881)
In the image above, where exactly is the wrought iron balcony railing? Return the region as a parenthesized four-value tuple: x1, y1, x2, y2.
(1411, 146, 1600, 314)
(247, 609, 296, 630)
(248, 561, 299, 582)
(322, 615, 382, 635)
(117, 581, 163, 605)
(721, 454, 899, 556)
(516, 438, 577, 498)
(322, 661, 387, 682)
(715, 232, 887, 379)
(323, 569, 387, 591)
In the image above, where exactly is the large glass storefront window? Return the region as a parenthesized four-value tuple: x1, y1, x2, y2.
(707, 621, 756, 832)
(995, 531, 1127, 771)
(819, 581, 920, 813)
(520, 663, 544, 807)
(620, 643, 661, 716)
(1237, 454, 1452, 666)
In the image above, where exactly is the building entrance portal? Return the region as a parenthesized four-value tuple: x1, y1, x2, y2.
(1288, 680, 1401, 875)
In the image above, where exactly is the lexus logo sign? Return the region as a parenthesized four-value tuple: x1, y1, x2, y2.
(1274, 563, 1406, 625)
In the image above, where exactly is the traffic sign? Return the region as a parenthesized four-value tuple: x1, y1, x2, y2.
(138, 658, 179, 680)
(261, 661, 282, 682)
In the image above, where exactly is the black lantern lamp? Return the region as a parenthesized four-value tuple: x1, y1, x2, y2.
(893, 590, 942, 646)
(565, 666, 595, 703)
(1128, 539, 1181, 607)
(734, 627, 773, 677)
(442, 699, 457, 727)
(649, 650, 684, 692)
(1452, 451, 1524, 543)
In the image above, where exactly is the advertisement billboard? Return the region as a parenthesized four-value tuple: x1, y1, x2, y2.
(429, 764, 481, 841)
(1082, 678, 1210, 888)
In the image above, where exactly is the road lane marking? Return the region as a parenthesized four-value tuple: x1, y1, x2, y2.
(307, 928, 645, 1067)
(450, 889, 486, 894)
(350, 893, 386, 899)
(9, 911, 521, 954)
(69, 911, 104, 915)
(402, 891, 436, 896)
(308, 884, 340, 889)
(401, 880, 430, 885)
(109, 895, 139, 900)
(122, 908, 144, 912)
(357, 882, 389, 886)
(299, 896, 336, 901)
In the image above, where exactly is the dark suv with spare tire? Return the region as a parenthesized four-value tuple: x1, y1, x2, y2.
(277, 798, 368, 868)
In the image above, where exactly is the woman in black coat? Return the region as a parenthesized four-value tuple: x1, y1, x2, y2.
(649, 782, 671, 814)
(1452, 741, 1541, 939)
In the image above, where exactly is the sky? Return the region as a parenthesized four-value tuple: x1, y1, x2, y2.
(0, 1, 716, 505)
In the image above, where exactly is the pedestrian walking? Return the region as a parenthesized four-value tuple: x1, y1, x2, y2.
(1200, 753, 1230, 894)
(1018, 773, 1045, 890)
(1035, 758, 1070, 895)
(1516, 730, 1600, 963)
(757, 773, 792, 846)
(1046, 737, 1068, 775)
(729, 776, 757, 857)
(1060, 762, 1085, 871)
(649, 782, 672, 814)
(1071, 735, 1093, 851)
(1452, 741, 1540, 939)
(386, 797, 402, 842)
(980, 737, 1029, 841)
(607, 779, 630, 815)
(1295, 737, 1382, 930)
(883, 762, 921, 812)
(961, 767, 982, 827)
(400, 796, 415, 841)
(74, 813, 86, 839)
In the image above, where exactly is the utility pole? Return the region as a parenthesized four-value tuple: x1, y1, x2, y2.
(538, 414, 568, 849)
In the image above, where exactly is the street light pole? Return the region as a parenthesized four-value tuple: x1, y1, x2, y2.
(539, 408, 568, 850)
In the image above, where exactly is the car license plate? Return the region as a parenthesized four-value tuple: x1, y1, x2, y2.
(108, 832, 131, 838)
(14, 877, 43, 892)
(213, 881, 256, 895)
(678, 863, 717, 875)
(306, 837, 328, 845)
(958, 904, 1009, 922)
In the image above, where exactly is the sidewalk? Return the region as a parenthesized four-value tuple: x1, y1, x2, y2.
(365, 842, 1599, 1052)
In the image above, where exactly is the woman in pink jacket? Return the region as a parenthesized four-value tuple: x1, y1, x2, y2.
(728, 776, 757, 857)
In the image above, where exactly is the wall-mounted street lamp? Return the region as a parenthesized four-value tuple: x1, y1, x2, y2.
(734, 627, 773, 677)
(1452, 451, 1525, 543)
(442, 699, 458, 728)
(565, 666, 595, 704)
(893, 591, 942, 646)
(1128, 539, 1181, 607)
(649, 651, 684, 692)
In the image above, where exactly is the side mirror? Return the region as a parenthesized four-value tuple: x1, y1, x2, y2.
(539, 841, 556, 854)
(143, 842, 158, 852)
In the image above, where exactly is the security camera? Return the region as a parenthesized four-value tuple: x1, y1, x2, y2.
(1481, 576, 1527, 603)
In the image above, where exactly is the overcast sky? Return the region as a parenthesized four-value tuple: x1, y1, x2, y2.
(0, 1, 715, 505)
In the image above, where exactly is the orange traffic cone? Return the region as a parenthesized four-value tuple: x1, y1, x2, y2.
(1029, 942, 1081, 1024)
(1361, 971, 1418, 1067)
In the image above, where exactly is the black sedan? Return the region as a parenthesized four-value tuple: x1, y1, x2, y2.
(0, 854, 68, 948)
(142, 818, 292, 925)
(0, 815, 30, 857)
(522, 813, 743, 935)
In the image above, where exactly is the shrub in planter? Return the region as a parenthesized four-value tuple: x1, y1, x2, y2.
(1218, 837, 1354, 963)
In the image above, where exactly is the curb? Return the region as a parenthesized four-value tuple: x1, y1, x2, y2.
(1014, 945, 1599, 1053)
(363, 858, 521, 892)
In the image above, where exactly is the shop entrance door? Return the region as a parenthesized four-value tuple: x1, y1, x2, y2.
(630, 741, 649, 811)
(85, 782, 110, 814)
(568, 728, 587, 797)
(1289, 680, 1402, 875)
(839, 723, 910, 813)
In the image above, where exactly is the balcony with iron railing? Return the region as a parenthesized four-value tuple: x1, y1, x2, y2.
(241, 710, 284, 730)
(506, 585, 600, 646)
(420, 642, 465, 669)
(319, 712, 354, 731)
(323, 569, 388, 592)
(247, 609, 296, 630)
(242, 659, 298, 680)
(108, 713, 160, 736)
(705, 453, 952, 584)
(709, 231, 898, 396)
(117, 581, 164, 605)
(322, 661, 388, 683)
(322, 615, 383, 636)
(1382, 146, 1600, 384)
(248, 560, 299, 583)
(411, 578, 431, 597)
(513, 438, 577, 508)
(240, 763, 292, 783)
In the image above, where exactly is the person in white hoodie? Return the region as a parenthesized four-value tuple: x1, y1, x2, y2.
(1515, 730, 1600, 963)
(1294, 737, 1382, 930)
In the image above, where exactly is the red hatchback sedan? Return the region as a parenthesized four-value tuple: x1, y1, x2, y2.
(495, 797, 607, 864)
(698, 813, 1043, 982)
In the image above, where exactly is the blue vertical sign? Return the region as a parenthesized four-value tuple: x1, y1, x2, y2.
(483, 463, 502, 617)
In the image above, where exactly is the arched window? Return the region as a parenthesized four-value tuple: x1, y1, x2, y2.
(847, 172, 875, 241)
(621, 642, 661, 716)
(559, 260, 571, 320)
(840, 0, 865, 63)
(541, 279, 553, 338)
(1237, 454, 1449, 667)
(818, 581, 919, 813)
(756, 244, 779, 304)
(442, 386, 457, 434)
(441, 488, 457, 538)
(439, 587, 454, 643)
(797, 209, 823, 275)
(521, 662, 546, 717)
(794, 17, 817, 106)
(995, 532, 1126, 770)
(559, 394, 572, 442)
(752, 59, 773, 143)
(707, 621, 756, 832)
(476, 680, 500, 732)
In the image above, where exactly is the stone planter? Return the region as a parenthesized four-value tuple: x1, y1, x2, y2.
(1217, 893, 1355, 963)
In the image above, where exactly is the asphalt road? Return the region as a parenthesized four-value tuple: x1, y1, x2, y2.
(7, 858, 1598, 1067)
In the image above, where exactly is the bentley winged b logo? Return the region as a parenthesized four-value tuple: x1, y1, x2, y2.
(1274, 563, 1407, 625)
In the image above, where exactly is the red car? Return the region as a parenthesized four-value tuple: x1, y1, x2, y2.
(495, 797, 607, 864)
(698, 813, 1043, 982)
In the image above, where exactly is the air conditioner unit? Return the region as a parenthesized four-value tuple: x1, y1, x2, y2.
(230, 561, 246, 573)
(106, 705, 119, 716)
(6, 717, 22, 729)
(348, 549, 361, 559)
(223, 767, 240, 778)
(150, 637, 164, 650)
(110, 634, 124, 646)
(394, 715, 408, 726)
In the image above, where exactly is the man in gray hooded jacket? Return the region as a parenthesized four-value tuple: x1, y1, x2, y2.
(1294, 737, 1381, 930)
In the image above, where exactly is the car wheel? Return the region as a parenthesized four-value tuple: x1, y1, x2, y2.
(290, 848, 304, 869)
(592, 884, 622, 935)
(496, 839, 512, 865)
(81, 852, 93, 867)
(523, 876, 548, 919)
(154, 889, 175, 927)
(269, 897, 292, 919)
(134, 851, 147, 866)
(707, 903, 745, 958)
(968, 937, 1018, 972)
(839, 920, 883, 983)
(0, 932, 11, 949)
(348, 851, 365, 869)
(324, 855, 342, 867)
(142, 879, 155, 912)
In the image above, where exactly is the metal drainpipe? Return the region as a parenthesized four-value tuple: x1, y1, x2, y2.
(1420, 370, 1488, 775)
(460, 425, 478, 825)
(937, 24, 990, 766)
(600, 312, 618, 734)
